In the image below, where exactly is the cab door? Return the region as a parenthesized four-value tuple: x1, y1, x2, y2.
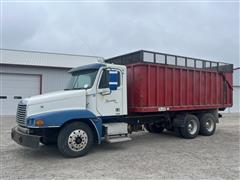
(96, 68, 123, 116)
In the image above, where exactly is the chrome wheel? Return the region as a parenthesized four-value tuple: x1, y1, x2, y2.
(205, 118, 214, 132)
(199, 113, 216, 136)
(180, 114, 200, 139)
(68, 129, 88, 152)
(187, 119, 198, 135)
(58, 122, 94, 157)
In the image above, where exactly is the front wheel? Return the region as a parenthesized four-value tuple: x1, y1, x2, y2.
(57, 122, 93, 157)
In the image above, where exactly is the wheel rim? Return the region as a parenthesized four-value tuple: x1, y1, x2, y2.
(205, 118, 214, 132)
(68, 129, 88, 152)
(187, 119, 197, 135)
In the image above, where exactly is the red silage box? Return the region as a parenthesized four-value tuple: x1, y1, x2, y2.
(106, 50, 233, 113)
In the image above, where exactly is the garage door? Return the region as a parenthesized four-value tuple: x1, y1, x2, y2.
(0, 73, 40, 115)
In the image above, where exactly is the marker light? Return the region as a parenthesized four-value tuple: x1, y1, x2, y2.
(35, 119, 45, 126)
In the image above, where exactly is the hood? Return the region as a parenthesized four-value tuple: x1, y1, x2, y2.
(24, 90, 87, 116)
(24, 90, 85, 105)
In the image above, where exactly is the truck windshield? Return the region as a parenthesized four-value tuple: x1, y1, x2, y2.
(65, 69, 98, 90)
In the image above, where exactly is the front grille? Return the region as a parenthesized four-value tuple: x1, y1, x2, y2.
(16, 104, 27, 127)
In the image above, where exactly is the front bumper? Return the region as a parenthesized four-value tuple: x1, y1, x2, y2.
(11, 126, 41, 148)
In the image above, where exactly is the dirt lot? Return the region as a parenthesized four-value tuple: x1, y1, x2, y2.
(0, 114, 239, 180)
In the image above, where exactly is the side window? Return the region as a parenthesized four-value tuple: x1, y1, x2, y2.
(99, 69, 109, 89)
(99, 69, 121, 89)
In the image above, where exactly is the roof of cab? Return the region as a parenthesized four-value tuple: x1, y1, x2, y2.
(69, 63, 106, 73)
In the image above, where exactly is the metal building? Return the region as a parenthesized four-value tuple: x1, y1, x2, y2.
(0, 49, 101, 115)
(224, 68, 240, 113)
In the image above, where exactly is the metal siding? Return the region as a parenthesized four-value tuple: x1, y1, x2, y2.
(0, 49, 101, 68)
(0, 73, 40, 115)
(224, 86, 240, 113)
(0, 65, 71, 94)
(233, 69, 240, 86)
(0, 65, 73, 115)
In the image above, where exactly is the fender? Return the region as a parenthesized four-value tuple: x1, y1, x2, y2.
(26, 109, 102, 144)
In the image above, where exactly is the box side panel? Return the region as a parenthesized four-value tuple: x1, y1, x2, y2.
(127, 63, 233, 113)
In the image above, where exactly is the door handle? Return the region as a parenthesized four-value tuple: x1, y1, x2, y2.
(105, 99, 117, 103)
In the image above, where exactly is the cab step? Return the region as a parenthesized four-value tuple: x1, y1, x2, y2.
(106, 136, 132, 143)
(103, 123, 132, 143)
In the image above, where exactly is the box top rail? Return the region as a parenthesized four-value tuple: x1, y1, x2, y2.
(105, 50, 233, 72)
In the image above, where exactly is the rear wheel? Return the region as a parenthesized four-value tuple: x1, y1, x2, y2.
(57, 122, 93, 157)
(199, 113, 216, 136)
(180, 114, 200, 139)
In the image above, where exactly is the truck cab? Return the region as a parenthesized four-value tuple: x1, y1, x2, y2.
(11, 63, 129, 157)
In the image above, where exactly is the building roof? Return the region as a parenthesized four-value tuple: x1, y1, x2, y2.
(0, 49, 103, 68)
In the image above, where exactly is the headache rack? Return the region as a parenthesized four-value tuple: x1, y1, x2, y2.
(105, 50, 233, 73)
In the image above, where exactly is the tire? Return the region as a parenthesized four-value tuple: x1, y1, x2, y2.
(180, 114, 200, 139)
(57, 122, 93, 157)
(199, 113, 216, 136)
(145, 124, 164, 133)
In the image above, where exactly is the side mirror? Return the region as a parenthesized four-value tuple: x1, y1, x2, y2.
(109, 70, 119, 91)
(83, 84, 89, 89)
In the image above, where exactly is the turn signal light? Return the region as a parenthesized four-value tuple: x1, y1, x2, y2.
(35, 119, 45, 126)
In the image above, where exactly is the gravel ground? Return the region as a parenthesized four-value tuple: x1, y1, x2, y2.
(0, 113, 239, 180)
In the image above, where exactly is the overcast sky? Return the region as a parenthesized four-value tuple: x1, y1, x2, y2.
(1, 1, 239, 67)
